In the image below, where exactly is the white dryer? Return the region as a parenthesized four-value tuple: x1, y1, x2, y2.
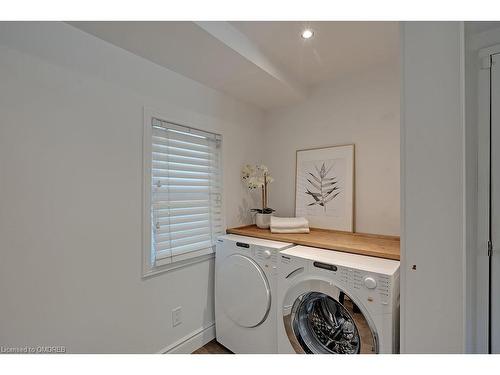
(277, 245, 400, 354)
(215, 234, 293, 353)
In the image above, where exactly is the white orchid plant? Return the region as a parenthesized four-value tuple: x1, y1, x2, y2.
(241, 164, 275, 214)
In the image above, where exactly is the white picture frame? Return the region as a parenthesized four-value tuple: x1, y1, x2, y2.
(295, 144, 354, 232)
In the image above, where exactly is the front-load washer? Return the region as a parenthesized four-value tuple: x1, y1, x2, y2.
(215, 234, 293, 353)
(277, 245, 400, 354)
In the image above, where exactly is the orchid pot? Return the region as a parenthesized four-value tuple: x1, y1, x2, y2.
(252, 208, 275, 229)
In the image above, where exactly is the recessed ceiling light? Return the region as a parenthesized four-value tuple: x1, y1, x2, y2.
(301, 29, 314, 39)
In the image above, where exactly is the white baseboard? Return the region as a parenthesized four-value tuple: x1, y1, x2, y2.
(158, 324, 215, 354)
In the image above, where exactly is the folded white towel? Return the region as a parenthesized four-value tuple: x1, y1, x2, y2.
(270, 216, 310, 233)
(270, 227, 310, 234)
(270, 216, 309, 229)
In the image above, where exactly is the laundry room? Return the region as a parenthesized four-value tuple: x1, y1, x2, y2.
(1, 3, 498, 372)
(0, 20, 401, 355)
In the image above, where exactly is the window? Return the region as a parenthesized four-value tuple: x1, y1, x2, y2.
(143, 115, 223, 275)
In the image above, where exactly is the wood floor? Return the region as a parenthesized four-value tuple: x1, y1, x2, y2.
(192, 340, 233, 354)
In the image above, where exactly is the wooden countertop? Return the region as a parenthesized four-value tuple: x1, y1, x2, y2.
(226, 225, 400, 261)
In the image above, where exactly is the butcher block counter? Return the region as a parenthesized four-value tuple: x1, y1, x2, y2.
(226, 225, 400, 261)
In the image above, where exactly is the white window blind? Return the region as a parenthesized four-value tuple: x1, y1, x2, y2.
(150, 118, 223, 267)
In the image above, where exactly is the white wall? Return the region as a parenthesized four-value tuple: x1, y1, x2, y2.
(263, 63, 400, 236)
(400, 22, 465, 353)
(0, 22, 264, 353)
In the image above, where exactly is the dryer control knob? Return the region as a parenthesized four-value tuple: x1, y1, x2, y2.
(263, 250, 272, 259)
(364, 277, 377, 289)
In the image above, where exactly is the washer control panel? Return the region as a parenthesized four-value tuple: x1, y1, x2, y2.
(256, 247, 278, 263)
(338, 266, 392, 305)
(255, 246, 279, 275)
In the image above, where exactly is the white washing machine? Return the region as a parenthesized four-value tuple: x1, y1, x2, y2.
(277, 245, 400, 354)
(215, 234, 293, 353)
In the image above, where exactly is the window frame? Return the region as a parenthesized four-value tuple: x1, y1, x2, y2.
(142, 108, 223, 278)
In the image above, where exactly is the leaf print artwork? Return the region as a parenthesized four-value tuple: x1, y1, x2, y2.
(295, 145, 353, 231)
(305, 162, 340, 211)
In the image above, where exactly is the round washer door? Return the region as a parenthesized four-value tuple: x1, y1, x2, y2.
(283, 279, 378, 354)
(218, 254, 271, 328)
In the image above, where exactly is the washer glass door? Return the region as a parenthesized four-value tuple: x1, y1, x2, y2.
(284, 282, 378, 354)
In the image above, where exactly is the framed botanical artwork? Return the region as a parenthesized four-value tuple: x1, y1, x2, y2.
(295, 144, 354, 232)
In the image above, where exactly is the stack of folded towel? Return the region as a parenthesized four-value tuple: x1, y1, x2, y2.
(270, 216, 310, 233)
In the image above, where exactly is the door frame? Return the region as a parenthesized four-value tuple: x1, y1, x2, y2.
(478, 43, 500, 353)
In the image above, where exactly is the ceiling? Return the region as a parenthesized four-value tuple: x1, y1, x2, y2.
(231, 22, 399, 87)
(69, 21, 399, 110)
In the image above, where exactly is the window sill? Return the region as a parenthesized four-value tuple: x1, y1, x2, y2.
(142, 252, 215, 279)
